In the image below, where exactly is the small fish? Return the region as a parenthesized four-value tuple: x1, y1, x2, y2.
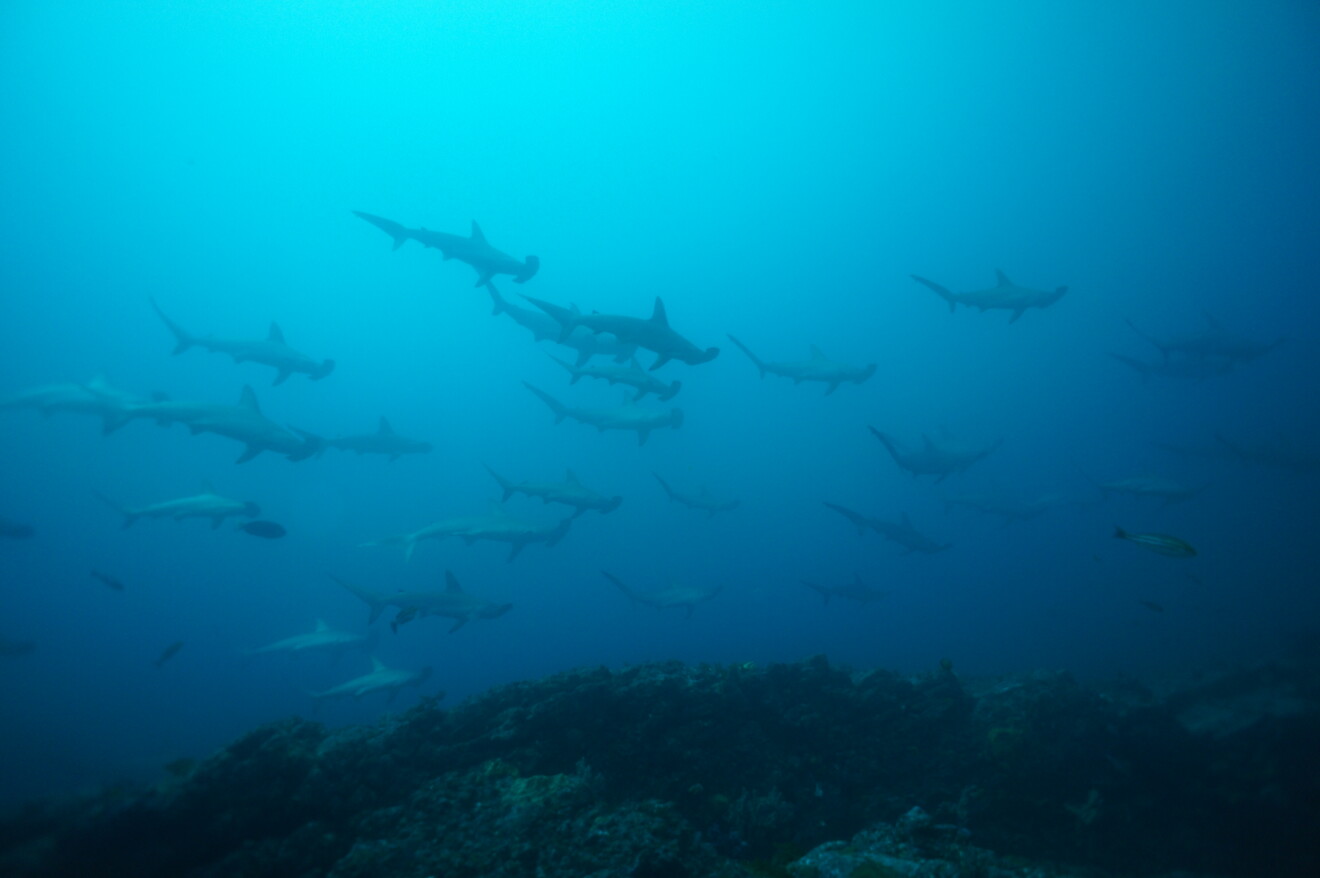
(1139, 600, 1165, 613)
(391, 607, 420, 634)
(152, 641, 184, 668)
(91, 569, 125, 592)
(1113, 526, 1197, 558)
(238, 520, 286, 539)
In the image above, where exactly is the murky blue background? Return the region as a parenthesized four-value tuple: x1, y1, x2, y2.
(2, 0, 1318, 806)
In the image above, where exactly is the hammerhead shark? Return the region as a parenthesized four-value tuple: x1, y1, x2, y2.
(310, 657, 435, 703)
(1108, 352, 1235, 381)
(602, 570, 721, 618)
(326, 417, 432, 461)
(941, 491, 1085, 524)
(547, 353, 682, 401)
(522, 295, 719, 370)
(2, 376, 152, 434)
(140, 385, 323, 463)
(1083, 472, 1207, 506)
(726, 335, 876, 395)
(824, 502, 951, 554)
(1125, 314, 1283, 364)
(360, 513, 510, 562)
(484, 464, 623, 517)
(488, 285, 637, 365)
(332, 571, 513, 632)
(870, 428, 1000, 482)
(244, 619, 375, 658)
(1215, 433, 1320, 474)
(652, 473, 740, 517)
(95, 482, 261, 529)
(455, 511, 573, 561)
(354, 211, 539, 286)
(802, 573, 886, 606)
(150, 299, 334, 385)
(524, 382, 684, 446)
(911, 270, 1067, 322)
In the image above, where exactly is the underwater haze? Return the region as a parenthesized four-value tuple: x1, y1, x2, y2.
(2, 0, 1319, 810)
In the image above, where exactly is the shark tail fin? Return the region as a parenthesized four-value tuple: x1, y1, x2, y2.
(353, 211, 411, 251)
(523, 383, 569, 423)
(483, 463, 515, 501)
(910, 276, 958, 313)
(601, 570, 637, 603)
(726, 335, 767, 378)
(149, 298, 195, 354)
(329, 574, 388, 624)
(93, 491, 137, 528)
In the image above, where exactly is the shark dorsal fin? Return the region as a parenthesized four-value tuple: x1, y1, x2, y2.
(378, 416, 394, 435)
(650, 298, 669, 326)
(809, 344, 827, 360)
(314, 619, 328, 632)
(470, 221, 487, 244)
(238, 385, 261, 414)
(370, 656, 386, 672)
(200, 480, 216, 495)
(268, 322, 285, 344)
(445, 570, 463, 593)
(995, 269, 1012, 286)
(565, 468, 580, 484)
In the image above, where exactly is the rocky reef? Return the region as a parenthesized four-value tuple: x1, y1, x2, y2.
(3, 649, 1319, 877)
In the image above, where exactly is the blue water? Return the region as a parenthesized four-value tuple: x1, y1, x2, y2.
(1, 0, 1318, 807)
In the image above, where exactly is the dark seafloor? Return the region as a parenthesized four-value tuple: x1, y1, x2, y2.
(2, 646, 1317, 878)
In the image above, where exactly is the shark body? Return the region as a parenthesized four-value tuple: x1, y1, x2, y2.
(150, 299, 334, 385)
(0, 516, 35, 539)
(327, 417, 432, 461)
(524, 383, 683, 446)
(245, 620, 374, 658)
(455, 512, 573, 561)
(911, 270, 1067, 322)
(602, 570, 721, 618)
(1107, 352, 1236, 381)
(96, 482, 260, 529)
(653, 473, 740, 517)
(2, 376, 151, 434)
(488, 285, 637, 365)
(140, 385, 323, 463)
(332, 571, 512, 632)
(727, 335, 876, 395)
(360, 513, 507, 561)
(1089, 473, 1205, 506)
(522, 295, 719, 370)
(1126, 315, 1283, 364)
(310, 657, 435, 702)
(824, 502, 951, 554)
(484, 465, 622, 518)
(354, 211, 539, 287)
(548, 353, 681, 401)
(802, 573, 885, 606)
(1215, 433, 1320, 474)
(870, 428, 1000, 482)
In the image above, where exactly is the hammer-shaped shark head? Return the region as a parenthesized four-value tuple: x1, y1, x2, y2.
(515, 255, 541, 283)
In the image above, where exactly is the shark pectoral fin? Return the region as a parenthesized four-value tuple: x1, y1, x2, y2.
(508, 542, 526, 561)
(210, 517, 223, 530)
(236, 445, 263, 464)
(1009, 309, 1025, 323)
(448, 618, 468, 633)
(684, 605, 695, 619)
(273, 369, 291, 386)
(650, 354, 670, 371)
(637, 430, 650, 446)
(474, 271, 494, 288)
(825, 382, 840, 396)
